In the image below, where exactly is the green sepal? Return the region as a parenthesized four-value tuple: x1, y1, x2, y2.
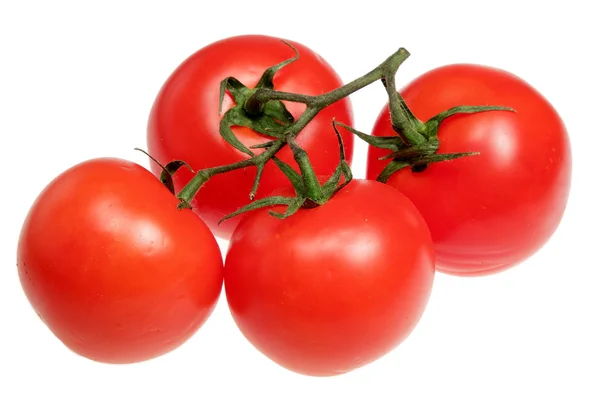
(378, 139, 439, 161)
(321, 165, 343, 199)
(261, 100, 294, 127)
(323, 121, 353, 197)
(334, 121, 405, 151)
(256, 41, 300, 89)
(334, 120, 354, 191)
(219, 196, 293, 224)
(269, 196, 305, 219)
(220, 109, 255, 156)
(377, 159, 410, 183)
(338, 161, 353, 189)
(411, 151, 479, 167)
(423, 105, 515, 137)
(246, 110, 289, 138)
(219, 77, 249, 115)
(320, 161, 352, 198)
(272, 156, 304, 196)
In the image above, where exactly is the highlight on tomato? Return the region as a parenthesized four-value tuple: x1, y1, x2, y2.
(366, 64, 571, 276)
(147, 34, 354, 240)
(224, 179, 435, 376)
(17, 158, 224, 364)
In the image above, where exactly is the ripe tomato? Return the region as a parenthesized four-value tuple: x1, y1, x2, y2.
(367, 64, 571, 276)
(224, 180, 434, 376)
(17, 158, 223, 363)
(147, 34, 354, 239)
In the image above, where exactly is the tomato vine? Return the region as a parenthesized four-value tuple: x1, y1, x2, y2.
(158, 42, 511, 220)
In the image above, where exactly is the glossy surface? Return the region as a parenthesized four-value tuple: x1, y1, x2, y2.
(17, 158, 223, 363)
(224, 180, 435, 376)
(147, 34, 354, 239)
(367, 64, 572, 276)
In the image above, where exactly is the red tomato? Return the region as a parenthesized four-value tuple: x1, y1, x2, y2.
(17, 158, 223, 363)
(147, 34, 354, 239)
(224, 180, 435, 376)
(367, 64, 571, 276)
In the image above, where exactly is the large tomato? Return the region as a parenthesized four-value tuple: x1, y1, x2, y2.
(224, 180, 435, 376)
(367, 64, 572, 276)
(147, 34, 354, 239)
(17, 158, 223, 363)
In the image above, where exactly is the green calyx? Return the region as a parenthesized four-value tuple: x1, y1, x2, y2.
(217, 42, 299, 156)
(340, 100, 515, 182)
(219, 121, 352, 223)
(339, 54, 518, 183)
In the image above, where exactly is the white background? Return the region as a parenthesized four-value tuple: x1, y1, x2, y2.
(1, 1, 598, 399)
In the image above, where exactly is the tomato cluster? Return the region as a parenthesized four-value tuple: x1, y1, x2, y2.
(16, 35, 571, 376)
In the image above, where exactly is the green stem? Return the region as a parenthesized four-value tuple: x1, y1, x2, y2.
(177, 141, 284, 207)
(248, 48, 410, 110)
(288, 136, 323, 200)
(247, 90, 315, 106)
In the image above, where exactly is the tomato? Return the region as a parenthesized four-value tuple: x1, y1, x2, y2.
(147, 34, 354, 239)
(367, 64, 571, 276)
(224, 180, 434, 376)
(17, 158, 223, 363)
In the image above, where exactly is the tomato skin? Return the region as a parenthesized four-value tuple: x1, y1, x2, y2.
(17, 158, 223, 363)
(224, 180, 434, 376)
(147, 34, 354, 239)
(367, 64, 572, 276)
